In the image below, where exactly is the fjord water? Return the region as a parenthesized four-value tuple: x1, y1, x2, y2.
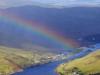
(13, 61, 63, 75)
(12, 43, 100, 75)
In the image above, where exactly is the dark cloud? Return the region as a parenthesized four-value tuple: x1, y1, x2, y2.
(0, 0, 100, 8)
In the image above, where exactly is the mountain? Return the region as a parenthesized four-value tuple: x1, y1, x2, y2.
(56, 50, 100, 75)
(1, 6, 100, 39)
(0, 6, 100, 51)
(82, 34, 100, 45)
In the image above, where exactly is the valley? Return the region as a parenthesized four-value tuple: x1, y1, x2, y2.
(0, 2, 100, 75)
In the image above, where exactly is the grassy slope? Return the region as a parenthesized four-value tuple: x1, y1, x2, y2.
(0, 46, 55, 75)
(56, 50, 100, 75)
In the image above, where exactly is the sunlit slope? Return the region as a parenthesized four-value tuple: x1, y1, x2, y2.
(56, 50, 100, 75)
(0, 46, 55, 75)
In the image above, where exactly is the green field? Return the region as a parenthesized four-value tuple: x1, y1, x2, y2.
(0, 46, 55, 75)
(56, 50, 100, 75)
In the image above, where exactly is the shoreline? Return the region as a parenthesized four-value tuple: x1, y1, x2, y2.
(11, 60, 54, 75)
(11, 60, 63, 75)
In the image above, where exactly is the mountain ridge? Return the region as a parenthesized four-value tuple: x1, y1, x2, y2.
(0, 6, 100, 52)
(1, 6, 100, 39)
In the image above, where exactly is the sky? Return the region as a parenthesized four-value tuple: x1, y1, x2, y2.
(0, 0, 100, 8)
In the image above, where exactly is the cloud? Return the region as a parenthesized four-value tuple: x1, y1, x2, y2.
(0, 0, 100, 8)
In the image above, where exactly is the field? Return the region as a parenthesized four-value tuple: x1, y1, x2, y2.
(56, 50, 100, 75)
(0, 46, 55, 75)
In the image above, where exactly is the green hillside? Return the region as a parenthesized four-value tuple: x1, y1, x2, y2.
(56, 50, 100, 75)
(0, 46, 55, 75)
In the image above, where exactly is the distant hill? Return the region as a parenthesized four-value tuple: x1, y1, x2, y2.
(82, 34, 100, 45)
(1, 6, 100, 39)
(0, 6, 100, 51)
(56, 50, 100, 75)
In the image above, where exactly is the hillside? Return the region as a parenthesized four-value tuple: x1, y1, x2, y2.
(56, 50, 100, 75)
(0, 46, 56, 75)
(2, 7, 100, 39)
(0, 7, 100, 50)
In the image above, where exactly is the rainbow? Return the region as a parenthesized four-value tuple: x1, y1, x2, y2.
(0, 11, 80, 50)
